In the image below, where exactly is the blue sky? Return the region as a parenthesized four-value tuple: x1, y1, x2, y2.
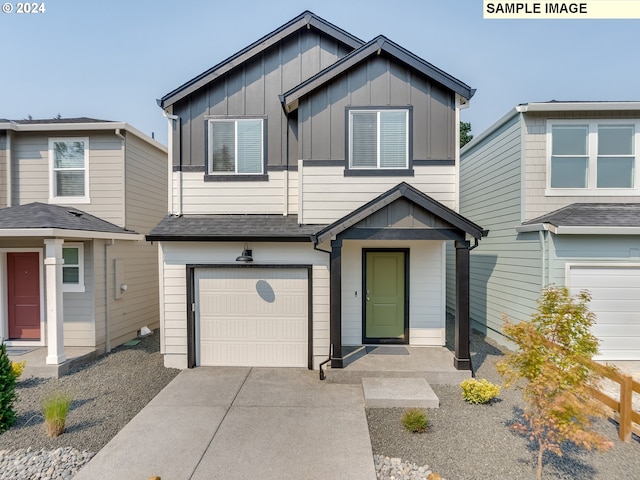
(2, 0, 639, 145)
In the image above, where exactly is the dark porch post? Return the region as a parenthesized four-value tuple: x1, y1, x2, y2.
(330, 238, 343, 368)
(454, 240, 472, 370)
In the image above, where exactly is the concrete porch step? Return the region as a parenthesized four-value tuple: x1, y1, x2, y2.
(324, 367, 471, 385)
(8, 347, 97, 379)
(362, 377, 439, 408)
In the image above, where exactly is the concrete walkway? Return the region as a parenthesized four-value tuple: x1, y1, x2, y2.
(74, 367, 377, 480)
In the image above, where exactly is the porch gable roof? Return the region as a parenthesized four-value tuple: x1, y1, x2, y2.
(311, 182, 487, 245)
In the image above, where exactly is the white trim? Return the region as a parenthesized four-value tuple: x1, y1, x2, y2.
(519, 102, 640, 113)
(0, 228, 143, 240)
(545, 119, 640, 196)
(0, 121, 167, 153)
(440, 242, 447, 345)
(348, 109, 409, 170)
(48, 137, 91, 204)
(62, 242, 85, 293)
(0, 248, 45, 346)
(516, 223, 640, 235)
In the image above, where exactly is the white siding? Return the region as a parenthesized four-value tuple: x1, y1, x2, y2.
(173, 170, 289, 215)
(341, 240, 446, 347)
(160, 242, 329, 369)
(300, 165, 456, 224)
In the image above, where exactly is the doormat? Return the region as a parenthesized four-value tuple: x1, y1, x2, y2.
(123, 339, 141, 347)
(366, 346, 409, 355)
(6, 347, 37, 356)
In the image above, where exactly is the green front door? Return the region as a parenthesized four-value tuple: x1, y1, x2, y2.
(364, 250, 407, 343)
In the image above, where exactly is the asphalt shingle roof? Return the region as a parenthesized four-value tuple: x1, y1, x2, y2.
(523, 203, 640, 227)
(0, 203, 137, 234)
(2, 117, 112, 125)
(147, 214, 324, 241)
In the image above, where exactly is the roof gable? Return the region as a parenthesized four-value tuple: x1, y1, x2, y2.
(312, 182, 486, 244)
(281, 35, 475, 113)
(158, 11, 364, 109)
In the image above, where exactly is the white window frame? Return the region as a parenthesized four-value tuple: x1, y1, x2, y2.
(348, 109, 409, 169)
(49, 137, 90, 204)
(62, 243, 85, 293)
(546, 120, 640, 196)
(207, 119, 264, 175)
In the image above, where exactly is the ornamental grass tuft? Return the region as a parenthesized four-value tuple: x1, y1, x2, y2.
(401, 407, 429, 433)
(42, 391, 72, 437)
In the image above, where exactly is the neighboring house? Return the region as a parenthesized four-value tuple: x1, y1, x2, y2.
(456, 101, 640, 360)
(0, 118, 167, 365)
(148, 11, 485, 371)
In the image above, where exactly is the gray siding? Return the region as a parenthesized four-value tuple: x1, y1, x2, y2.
(298, 55, 455, 162)
(173, 30, 352, 168)
(63, 240, 96, 347)
(124, 132, 167, 233)
(523, 111, 640, 220)
(456, 114, 541, 338)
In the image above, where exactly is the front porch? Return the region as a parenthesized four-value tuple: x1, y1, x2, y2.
(7, 346, 97, 378)
(322, 345, 472, 385)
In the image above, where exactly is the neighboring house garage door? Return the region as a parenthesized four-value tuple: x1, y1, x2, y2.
(195, 267, 309, 367)
(568, 265, 640, 360)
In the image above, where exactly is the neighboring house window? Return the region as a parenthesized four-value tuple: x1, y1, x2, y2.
(62, 243, 85, 293)
(49, 138, 90, 203)
(548, 121, 637, 194)
(207, 119, 264, 175)
(349, 109, 409, 169)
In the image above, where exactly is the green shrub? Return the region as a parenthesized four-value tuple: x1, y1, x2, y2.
(401, 408, 428, 433)
(42, 392, 72, 437)
(460, 378, 500, 404)
(0, 343, 18, 432)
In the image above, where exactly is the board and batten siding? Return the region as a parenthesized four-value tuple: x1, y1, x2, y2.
(341, 240, 446, 347)
(10, 131, 126, 227)
(298, 56, 456, 162)
(523, 111, 640, 221)
(456, 114, 542, 339)
(124, 132, 167, 233)
(172, 30, 352, 169)
(160, 242, 329, 369)
(299, 164, 455, 224)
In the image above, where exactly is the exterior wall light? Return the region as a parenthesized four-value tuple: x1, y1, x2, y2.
(236, 243, 253, 262)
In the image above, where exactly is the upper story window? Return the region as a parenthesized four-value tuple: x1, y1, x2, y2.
(349, 109, 409, 170)
(207, 118, 264, 175)
(49, 138, 89, 203)
(62, 243, 85, 293)
(547, 121, 638, 195)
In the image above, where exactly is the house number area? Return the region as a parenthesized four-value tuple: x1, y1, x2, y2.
(1, 2, 46, 14)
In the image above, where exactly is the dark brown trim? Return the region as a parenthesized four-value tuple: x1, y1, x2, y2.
(413, 159, 455, 166)
(204, 174, 269, 182)
(186, 264, 314, 369)
(330, 239, 343, 368)
(361, 248, 410, 345)
(344, 169, 415, 177)
(454, 240, 471, 370)
(303, 159, 346, 167)
(337, 228, 465, 241)
(173, 165, 205, 172)
(267, 165, 299, 172)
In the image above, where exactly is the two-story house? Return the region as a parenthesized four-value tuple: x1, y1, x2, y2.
(148, 11, 485, 371)
(0, 117, 167, 367)
(457, 101, 640, 360)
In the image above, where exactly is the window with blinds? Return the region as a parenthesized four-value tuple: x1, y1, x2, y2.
(349, 110, 408, 169)
(49, 138, 89, 202)
(208, 119, 264, 175)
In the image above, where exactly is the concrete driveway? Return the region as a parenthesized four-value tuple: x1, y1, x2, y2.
(74, 367, 377, 480)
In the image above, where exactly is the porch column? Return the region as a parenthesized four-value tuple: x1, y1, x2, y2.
(44, 239, 66, 365)
(454, 240, 471, 370)
(330, 238, 343, 368)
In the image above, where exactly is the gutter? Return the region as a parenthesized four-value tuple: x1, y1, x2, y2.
(516, 223, 640, 235)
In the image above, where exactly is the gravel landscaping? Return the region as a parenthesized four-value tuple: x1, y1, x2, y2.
(1, 327, 638, 479)
(367, 329, 640, 480)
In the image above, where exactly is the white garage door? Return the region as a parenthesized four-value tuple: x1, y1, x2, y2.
(195, 268, 308, 367)
(568, 265, 640, 360)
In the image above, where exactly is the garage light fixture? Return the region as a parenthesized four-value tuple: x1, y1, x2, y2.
(236, 243, 253, 262)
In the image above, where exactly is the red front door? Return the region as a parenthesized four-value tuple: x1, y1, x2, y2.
(7, 252, 41, 340)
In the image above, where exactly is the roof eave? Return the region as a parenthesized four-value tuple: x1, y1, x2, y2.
(145, 234, 313, 242)
(518, 101, 640, 113)
(0, 228, 143, 240)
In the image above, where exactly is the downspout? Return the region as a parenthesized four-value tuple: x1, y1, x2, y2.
(539, 230, 547, 288)
(104, 239, 114, 354)
(163, 111, 180, 215)
(6, 130, 12, 207)
(312, 235, 333, 380)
